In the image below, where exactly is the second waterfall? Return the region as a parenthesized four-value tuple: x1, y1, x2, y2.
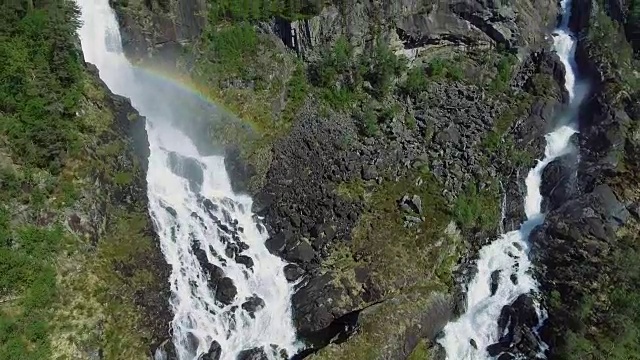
(438, 0, 584, 359)
(75, 0, 300, 359)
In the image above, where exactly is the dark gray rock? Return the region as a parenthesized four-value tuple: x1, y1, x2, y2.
(167, 151, 204, 192)
(235, 255, 254, 270)
(237, 347, 268, 360)
(266, 231, 289, 254)
(199, 341, 221, 360)
(242, 295, 266, 318)
(215, 277, 237, 305)
(490, 270, 501, 296)
(362, 164, 377, 180)
(287, 241, 315, 263)
(284, 264, 304, 282)
(540, 153, 578, 212)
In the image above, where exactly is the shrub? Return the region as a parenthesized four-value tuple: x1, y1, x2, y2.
(488, 53, 517, 93)
(361, 40, 407, 99)
(453, 183, 500, 231)
(358, 106, 378, 137)
(0, 1, 84, 174)
(402, 66, 429, 97)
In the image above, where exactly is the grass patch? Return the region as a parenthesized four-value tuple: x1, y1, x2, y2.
(328, 167, 457, 296)
(487, 53, 517, 94)
(453, 182, 500, 231)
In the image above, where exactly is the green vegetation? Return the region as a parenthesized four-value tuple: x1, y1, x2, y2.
(549, 221, 640, 360)
(427, 57, 464, 81)
(488, 53, 517, 94)
(627, 0, 640, 52)
(0, 0, 83, 173)
(329, 167, 457, 297)
(361, 39, 407, 99)
(0, 2, 84, 358)
(453, 182, 500, 231)
(406, 339, 431, 360)
(401, 66, 430, 98)
(207, 0, 322, 22)
(309, 36, 407, 105)
(0, 1, 165, 358)
(586, 7, 640, 104)
(400, 55, 470, 98)
(0, 211, 63, 360)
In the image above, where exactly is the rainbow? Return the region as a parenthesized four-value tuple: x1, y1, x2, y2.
(128, 63, 273, 136)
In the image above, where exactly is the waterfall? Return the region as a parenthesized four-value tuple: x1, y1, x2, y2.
(75, 1, 299, 359)
(438, 1, 582, 358)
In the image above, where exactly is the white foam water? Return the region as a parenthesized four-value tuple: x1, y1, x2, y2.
(438, 1, 581, 359)
(75, 1, 299, 359)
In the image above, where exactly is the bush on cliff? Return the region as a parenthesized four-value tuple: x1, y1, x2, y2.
(208, 0, 322, 22)
(0, 0, 83, 174)
(0, 1, 84, 358)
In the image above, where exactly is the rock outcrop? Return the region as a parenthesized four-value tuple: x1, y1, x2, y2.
(109, 0, 207, 63)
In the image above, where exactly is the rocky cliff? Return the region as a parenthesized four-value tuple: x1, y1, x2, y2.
(0, 2, 170, 359)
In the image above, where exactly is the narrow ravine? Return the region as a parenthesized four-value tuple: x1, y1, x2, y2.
(75, 1, 299, 359)
(438, 0, 584, 359)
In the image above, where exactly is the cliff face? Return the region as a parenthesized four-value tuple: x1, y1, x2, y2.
(108, 0, 207, 64)
(103, 0, 581, 359)
(0, 2, 170, 359)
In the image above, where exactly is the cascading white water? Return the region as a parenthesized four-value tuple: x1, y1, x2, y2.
(75, 1, 299, 359)
(438, 1, 581, 359)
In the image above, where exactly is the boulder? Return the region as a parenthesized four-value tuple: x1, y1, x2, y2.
(241, 295, 266, 318)
(540, 153, 577, 212)
(199, 341, 221, 360)
(284, 264, 304, 282)
(235, 255, 254, 270)
(167, 151, 204, 192)
(236, 347, 268, 360)
(215, 277, 237, 305)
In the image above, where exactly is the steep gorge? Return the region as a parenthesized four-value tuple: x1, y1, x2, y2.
(105, 0, 571, 358)
(4, 0, 640, 359)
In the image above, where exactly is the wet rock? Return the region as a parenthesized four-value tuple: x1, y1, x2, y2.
(224, 146, 256, 193)
(265, 231, 290, 254)
(167, 151, 204, 192)
(215, 277, 237, 305)
(241, 295, 266, 318)
(218, 223, 232, 234)
(540, 153, 577, 212)
(199, 340, 221, 360)
(203, 199, 219, 213)
(164, 206, 178, 218)
(154, 338, 178, 360)
(186, 332, 200, 355)
(286, 241, 315, 263)
(225, 243, 239, 258)
(192, 242, 226, 290)
(236, 347, 268, 360)
(235, 255, 254, 270)
(490, 270, 501, 296)
(470, 338, 478, 349)
(284, 264, 304, 282)
(487, 294, 541, 357)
